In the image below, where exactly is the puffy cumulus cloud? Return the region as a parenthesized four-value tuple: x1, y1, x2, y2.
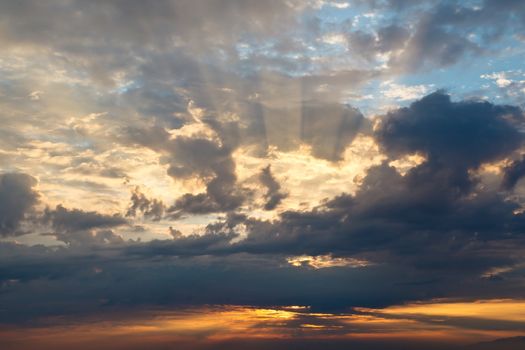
(374, 91, 523, 202)
(376, 91, 523, 170)
(0, 173, 39, 236)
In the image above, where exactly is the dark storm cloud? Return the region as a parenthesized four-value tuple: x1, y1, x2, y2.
(0, 241, 431, 323)
(0, 173, 39, 236)
(373, 91, 524, 201)
(259, 165, 287, 210)
(1, 237, 524, 326)
(374, 91, 523, 199)
(376, 91, 523, 167)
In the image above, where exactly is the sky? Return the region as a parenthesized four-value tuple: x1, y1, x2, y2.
(1, 0, 525, 349)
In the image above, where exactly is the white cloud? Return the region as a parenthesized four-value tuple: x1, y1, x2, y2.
(481, 72, 513, 87)
(381, 81, 431, 101)
(329, 1, 350, 9)
(321, 33, 347, 46)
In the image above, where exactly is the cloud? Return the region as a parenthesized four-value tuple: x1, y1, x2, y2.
(342, 1, 525, 73)
(502, 155, 525, 190)
(41, 204, 128, 245)
(0, 173, 39, 236)
(380, 82, 431, 101)
(43, 204, 128, 233)
(259, 165, 288, 210)
(481, 70, 525, 106)
(0, 241, 423, 322)
(0, 0, 306, 61)
(376, 91, 523, 170)
(125, 122, 246, 216)
(126, 187, 165, 221)
(47, 229, 125, 247)
(168, 226, 183, 239)
(387, 8, 481, 72)
(166, 135, 246, 216)
(344, 24, 409, 64)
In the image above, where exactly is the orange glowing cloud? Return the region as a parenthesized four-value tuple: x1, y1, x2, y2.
(2, 300, 524, 349)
